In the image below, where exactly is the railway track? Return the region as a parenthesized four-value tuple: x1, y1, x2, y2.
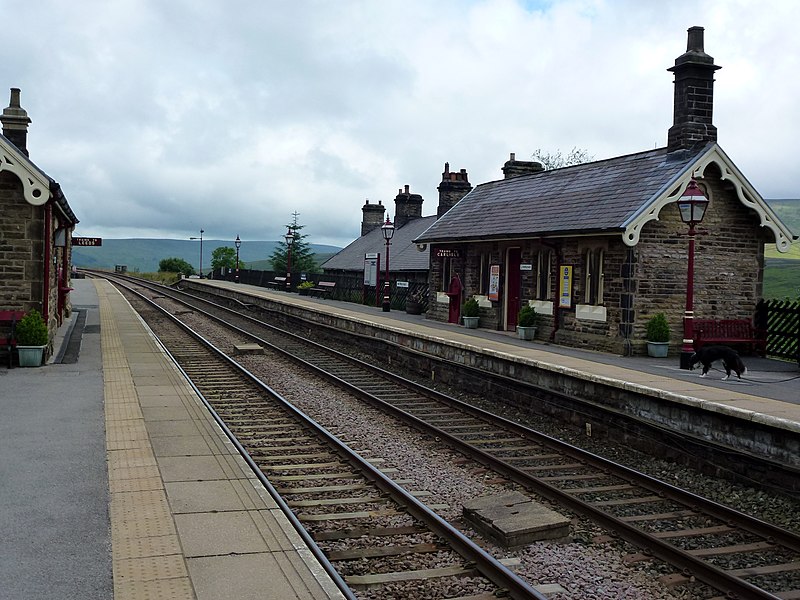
(108, 276, 545, 600)
(98, 273, 800, 599)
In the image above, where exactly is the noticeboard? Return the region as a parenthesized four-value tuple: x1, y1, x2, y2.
(488, 264, 500, 301)
(559, 265, 573, 308)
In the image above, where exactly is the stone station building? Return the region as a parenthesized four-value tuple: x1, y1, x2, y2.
(0, 88, 78, 359)
(413, 27, 795, 355)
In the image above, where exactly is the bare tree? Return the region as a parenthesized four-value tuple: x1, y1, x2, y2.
(531, 147, 593, 170)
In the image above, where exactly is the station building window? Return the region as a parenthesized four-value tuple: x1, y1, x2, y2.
(536, 249, 552, 300)
(584, 248, 604, 305)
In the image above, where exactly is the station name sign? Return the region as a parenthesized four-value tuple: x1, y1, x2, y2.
(73, 237, 103, 247)
(433, 248, 461, 258)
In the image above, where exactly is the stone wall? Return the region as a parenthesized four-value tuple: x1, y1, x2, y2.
(0, 171, 43, 311)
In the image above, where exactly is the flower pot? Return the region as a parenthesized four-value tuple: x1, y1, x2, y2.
(17, 345, 45, 367)
(646, 341, 669, 358)
(517, 326, 536, 341)
(298, 288, 310, 296)
(462, 316, 479, 329)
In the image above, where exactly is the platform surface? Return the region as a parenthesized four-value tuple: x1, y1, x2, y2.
(0, 279, 345, 600)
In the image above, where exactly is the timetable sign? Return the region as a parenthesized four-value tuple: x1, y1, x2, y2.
(73, 237, 103, 247)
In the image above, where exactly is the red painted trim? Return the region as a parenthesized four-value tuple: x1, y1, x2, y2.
(43, 202, 52, 324)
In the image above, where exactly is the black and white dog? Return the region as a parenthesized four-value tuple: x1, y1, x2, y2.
(689, 345, 747, 380)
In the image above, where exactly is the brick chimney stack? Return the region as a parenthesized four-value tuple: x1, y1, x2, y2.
(393, 184, 423, 229)
(502, 152, 544, 179)
(436, 162, 472, 218)
(361, 199, 386, 236)
(667, 26, 721, 154)
(1, 88, 31, 156)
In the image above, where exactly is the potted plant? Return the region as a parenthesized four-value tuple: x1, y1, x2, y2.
(645, 312, 670, 357)
(517, 304, 538, 340)
(297, 281, 315, 296)
(405, 288, 426, 315)
(15, 309, 49, 367)
(462, 297, 480, 329)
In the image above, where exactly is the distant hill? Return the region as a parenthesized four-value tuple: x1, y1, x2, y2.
(72, 238, 341, 273)
(766, 198, 800, 236)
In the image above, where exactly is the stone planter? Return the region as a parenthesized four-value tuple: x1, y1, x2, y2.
(17, 345, 45, 367)
(517, 326, 536, 341)
(462, 316, 479, 329)
(646, 341, 669, 358)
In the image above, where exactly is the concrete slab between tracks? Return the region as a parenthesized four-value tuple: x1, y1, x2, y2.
(0, 279, 346, 600)
(187, 280, 800, 471)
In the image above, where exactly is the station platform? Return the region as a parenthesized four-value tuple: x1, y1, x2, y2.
(192, 279, 800, 428)
(0, 279, 346, 600)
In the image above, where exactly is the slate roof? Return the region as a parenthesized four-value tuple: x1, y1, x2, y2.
(414, 146, 704, 244)
(322, 216, 435, 272)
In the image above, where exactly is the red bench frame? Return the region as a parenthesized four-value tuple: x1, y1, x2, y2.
(1, 310, 27, 368)
(693, 318, 767, 356)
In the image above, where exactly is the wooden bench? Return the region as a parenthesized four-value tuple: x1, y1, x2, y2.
(309, 281, 335, 298)
(266, 276, 287, 290)
(1, 310, 27, 368)
(694, 319, 767, 356)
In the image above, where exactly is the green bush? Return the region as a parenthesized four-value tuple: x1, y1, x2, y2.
(16, 309, 49, 346)
(297, 281, 315, 290)
(518, 304, 537, 328)
(462, 297, 480, 318)
(645, 312, 670, 342)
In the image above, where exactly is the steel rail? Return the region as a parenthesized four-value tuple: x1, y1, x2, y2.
(110, 276, 547, 600)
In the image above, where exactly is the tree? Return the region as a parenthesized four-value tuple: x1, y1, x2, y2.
(158, 257, 194, 277)
(211, 246, 237, 271)
(270, 213, 319, 275)
(531, 147, 593, 170)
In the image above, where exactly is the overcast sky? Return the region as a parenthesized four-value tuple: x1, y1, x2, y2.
(5, 0, 798, 248)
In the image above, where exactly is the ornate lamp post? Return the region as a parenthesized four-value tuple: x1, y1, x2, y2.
(676, 178, 709, 369)
(284, 227, 295, 292)
(234, 235, 241, 283)
(189, 228, 204, 277)
(381, 217, 395, 312)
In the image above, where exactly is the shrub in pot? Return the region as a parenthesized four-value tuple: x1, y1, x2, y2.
(517, 304, 537, 340)
(15, 309, 49, 367)
(462, 297, 480, 328)
(16, 309, 49, 346)
(297, 281, 315, 295)
(645, 312, 670, 357)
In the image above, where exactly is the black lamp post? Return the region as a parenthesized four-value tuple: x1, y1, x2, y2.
(676, 178, 709, 370)
(381, 217, 395, 312)
(189, 229, 204, 277)
(234, 235, 241, 283)
(284, 228, 295, 292)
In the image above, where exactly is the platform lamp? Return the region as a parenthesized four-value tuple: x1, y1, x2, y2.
(189, 229, 204, 277)
(381, 216, 395, 312)
(676, 178, 709, 370)
(234, 235, 241, 283)
(284, 227, 295, 292)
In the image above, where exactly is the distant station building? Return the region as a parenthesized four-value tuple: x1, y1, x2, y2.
(0, 88, 78, 357)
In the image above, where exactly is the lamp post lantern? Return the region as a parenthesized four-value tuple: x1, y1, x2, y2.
(676, 178, 709, 370)
(189, 229, 204, 278)
(284, 228, 295, 292)
(234, 235, 241, 283)
(381, 217, 395, 312)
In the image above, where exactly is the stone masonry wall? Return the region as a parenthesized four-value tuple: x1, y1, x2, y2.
(0, 171, 43, 311)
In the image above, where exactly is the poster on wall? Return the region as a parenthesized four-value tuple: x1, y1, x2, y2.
(559, 265, 573, 308)
(488, 264, 500, 301)
(364, 253, 378, 286)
